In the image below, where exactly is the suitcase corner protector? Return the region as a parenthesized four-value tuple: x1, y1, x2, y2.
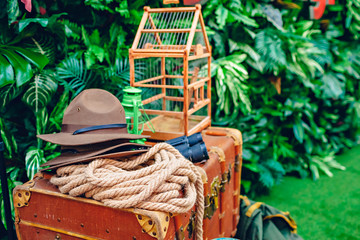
(13, 179, 36, 208)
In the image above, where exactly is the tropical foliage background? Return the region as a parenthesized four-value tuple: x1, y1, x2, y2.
(1, 0, 359, 230)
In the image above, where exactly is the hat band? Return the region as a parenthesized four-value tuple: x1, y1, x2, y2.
(72, 124, 127, 135)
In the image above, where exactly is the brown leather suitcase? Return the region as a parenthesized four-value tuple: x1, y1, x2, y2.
(13, 127, 242, 240)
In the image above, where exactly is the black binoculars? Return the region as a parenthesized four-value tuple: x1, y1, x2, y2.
(166, 132, 209, 163)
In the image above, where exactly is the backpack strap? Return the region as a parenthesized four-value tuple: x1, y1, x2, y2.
(239, 195, 251, 206)
(263, 213, 298, 233)
(246, 202, 263, 217)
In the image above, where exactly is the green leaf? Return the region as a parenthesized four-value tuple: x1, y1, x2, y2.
(7, 0, 20, 24)
(0, 45, 49, 87)
(243, 163, 259, 172)
(293, 119, 304, 143)
(0, 117, 18, 159)
(22, 73, 57, 113)
(255, 30, 287, 72)
(0, 54, 14, 87)
(18, 18, 49, 32)
(36, 108, 49, 136)
(89, 29, 100, 45)
(0, 47, 32, 86)
(57, 56, 93, 96)
(228, 10, 259, 27)
(25, 146, 46, 180)
(215, 5, 228, 29)
(241, 180, 252, 193)
(63, 20, 82, 41)
(320, 73, 345, 99)
(88, 45, 105, 63)
(0, 83, 23, 108)
(13, 47, 49, 70)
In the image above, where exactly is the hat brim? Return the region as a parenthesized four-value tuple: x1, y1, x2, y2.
(40, 142, 150, 169)
(37, 132, 149, 146)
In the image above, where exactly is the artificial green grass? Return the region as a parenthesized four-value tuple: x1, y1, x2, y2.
(255, 145, 360, 240)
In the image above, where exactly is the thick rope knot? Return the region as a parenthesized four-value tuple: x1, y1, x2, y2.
(50, 143, 204, 240)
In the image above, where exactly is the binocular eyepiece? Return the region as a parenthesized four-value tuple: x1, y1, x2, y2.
(166, 132, 209, 163)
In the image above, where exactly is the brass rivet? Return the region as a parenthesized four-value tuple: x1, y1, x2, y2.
(55, 234, 60, 239)
(137, 215, 142, 220)
(80, 223, 84, 228)
(17, 203, 20, 207)
(148, 220, 152, 225)
(77, 107, 81, 112)
(18, 193, 22, 197)
(57, 218, 61, 222)
(132, 237, 136, 240)
(164, 227, 167, 232)
(34, 214, 37, 218)
(142, 229, 146, 233)
(36, 230, 40, 234)
(152, 232, 156, 236)
(106, 229, 110, 233)
(24, 202, 28, 206)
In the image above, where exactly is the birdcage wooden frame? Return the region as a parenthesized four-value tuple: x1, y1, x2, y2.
(129, 4, 211, 140)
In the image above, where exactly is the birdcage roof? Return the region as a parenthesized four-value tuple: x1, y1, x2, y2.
(131, 5, 210, 55)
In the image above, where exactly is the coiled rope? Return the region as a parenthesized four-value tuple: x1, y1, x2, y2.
(50, 143, 204, 240)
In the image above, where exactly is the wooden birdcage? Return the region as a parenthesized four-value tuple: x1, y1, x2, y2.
(129, 4, 211, 141)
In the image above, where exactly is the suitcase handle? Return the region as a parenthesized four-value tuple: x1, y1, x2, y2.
(204, 131, 227, 136)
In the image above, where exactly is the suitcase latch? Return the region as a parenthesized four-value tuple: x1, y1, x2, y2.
(220, 164, 232, 192)
(204, 176, 220, 219)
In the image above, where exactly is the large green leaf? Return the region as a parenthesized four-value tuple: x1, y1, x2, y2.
(1, 47, 32, 87)
(0, 45, 49, 87)
(13, 47, 49, 70)
(22, 73, 58, 113)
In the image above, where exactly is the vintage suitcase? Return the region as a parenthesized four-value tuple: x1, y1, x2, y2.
(13, 127, 242, 240)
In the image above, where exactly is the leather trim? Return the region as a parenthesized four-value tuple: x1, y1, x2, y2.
(245, 202, 263, 217)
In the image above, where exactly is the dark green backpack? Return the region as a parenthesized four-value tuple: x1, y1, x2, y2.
(235, 196, 303, 240)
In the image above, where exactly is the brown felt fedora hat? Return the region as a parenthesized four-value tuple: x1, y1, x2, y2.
(40, 140, 150, 170)
(37, 89, 148, 146)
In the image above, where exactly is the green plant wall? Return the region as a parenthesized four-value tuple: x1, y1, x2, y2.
(203, 0, 360, 196)
(0, 0, 359, 228)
